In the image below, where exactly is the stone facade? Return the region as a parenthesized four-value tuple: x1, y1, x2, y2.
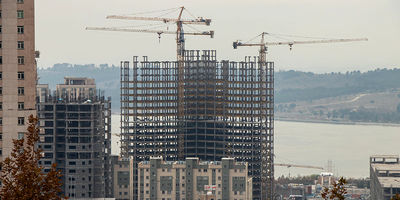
(138, 157, 252, 200)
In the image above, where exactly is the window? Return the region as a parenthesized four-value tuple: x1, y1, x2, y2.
(18, 132, 24, 140)
(0, 148, 2, 156)
(18, 56, 24, 65)
(17, 0, 24, 3)
(17, 41, 24, 49)
(18, 117, 24, 125)
(0, 102, 2, 110)
(0, 25, 2, 33)
(0, 133, 2, 140)
(18, 102, 24, 110)
(0, 41, 2, 48)
(0, 72, 2, 79)
(18, 87, 24, 95)
(0, 56, 2, 64)
(18, 72, 24, 80)
(17, 10, 24, 19)
(17, 26, 24, 34)
(0, 118, 2, 125)
(0, 87, 2, 95)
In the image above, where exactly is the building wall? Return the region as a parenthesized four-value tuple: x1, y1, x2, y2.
(370, 155, 400, 200)
(1, 0, 37, 160)
(37, 78, 111, 198)
(138, 157, 252, 200)
(56, 77, 96, 101)
(113, 157, 134, 200)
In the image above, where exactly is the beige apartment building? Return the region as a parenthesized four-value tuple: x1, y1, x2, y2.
(138, 157, 252, 200)
(112, 156, 134, 200)
(56, 77, 96, 101)
(0, 0, 37, 159)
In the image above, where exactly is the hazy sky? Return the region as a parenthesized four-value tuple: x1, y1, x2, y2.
(36, 0, 400, 72)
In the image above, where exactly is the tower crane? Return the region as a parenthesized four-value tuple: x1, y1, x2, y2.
(86, 6, 214, 62)
(275, 163, 324, 170)
(86, 6, 214, 160)
(275, 163, 324, 178)
(233, 32, 367, 200)
(233, 32, 368, 62)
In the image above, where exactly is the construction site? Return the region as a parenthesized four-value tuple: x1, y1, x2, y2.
(120, 50, 274, 199)
(85, 6, 368, 200)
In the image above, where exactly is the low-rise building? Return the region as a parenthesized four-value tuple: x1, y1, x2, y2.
(370, 155, 400, 200)
(138, 157, 252, 200)
(112, 156, 134, 200)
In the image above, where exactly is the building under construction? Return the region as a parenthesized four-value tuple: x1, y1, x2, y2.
(120, 50, 274, 200)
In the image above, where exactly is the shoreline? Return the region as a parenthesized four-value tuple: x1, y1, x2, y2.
(276, 117, 400, 127)
(111, 112, 400, 127)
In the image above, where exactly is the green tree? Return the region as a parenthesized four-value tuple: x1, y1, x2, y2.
(321, 177, 347, 200)
(0, 115, 66, 200)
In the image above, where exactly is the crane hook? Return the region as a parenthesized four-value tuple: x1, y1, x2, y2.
(157, 32, 162, 43)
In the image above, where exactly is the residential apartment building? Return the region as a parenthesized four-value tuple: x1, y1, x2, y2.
(56, 77, 96, 101)
(138, 157, 252, 200)
(370, 155, 400, 200)
(37, 83, 49, 103)
(37, 78, 112, 199)
(0, 0, 37, 160)
(111, 156, 134, 200)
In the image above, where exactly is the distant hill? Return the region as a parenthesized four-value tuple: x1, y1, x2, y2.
(275, 68, 400, 103)
(38, 64, 400, 114)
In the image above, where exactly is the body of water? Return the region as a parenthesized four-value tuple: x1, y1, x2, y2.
(111, 115, 399, 178)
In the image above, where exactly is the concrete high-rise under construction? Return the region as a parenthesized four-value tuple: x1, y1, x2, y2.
(120, 50, 274, 200)
(0, 0, 37, 160)
(37, 78, 112, 198)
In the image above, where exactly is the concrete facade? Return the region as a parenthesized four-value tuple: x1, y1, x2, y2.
(370, 155, 400, 200)
(56, 77, 96, 101)
(138, 157, 252, 200)
(111, 156, 134, 200)
(0, 0, 37, 161)
(37, 77, 112, 199)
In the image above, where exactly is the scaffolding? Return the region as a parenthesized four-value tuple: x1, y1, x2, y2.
(120, 50, 274, 200)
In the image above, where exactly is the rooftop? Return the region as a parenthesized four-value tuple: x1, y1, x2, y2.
(377, 177, 400, 188)
(372, 163, 400, 172)
(370, 155, 399, 159)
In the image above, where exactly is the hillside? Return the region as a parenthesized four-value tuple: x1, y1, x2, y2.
(38, 64, 400, 123)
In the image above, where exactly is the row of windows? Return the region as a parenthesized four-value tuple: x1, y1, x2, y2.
(0, 10, 24, 19)
(0, 41, 25, 50)
(0, 56, 25, 65)
(0, 26, 25, 35)
(0, 133, 24, 141)
(0, 0, 25, 4)
(0, 72, 24, 79)
(0, 117, 25, 126)
(0, 87, 24, 95)
(0, 102, 24, 110)
(0, 26, 24, 34)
